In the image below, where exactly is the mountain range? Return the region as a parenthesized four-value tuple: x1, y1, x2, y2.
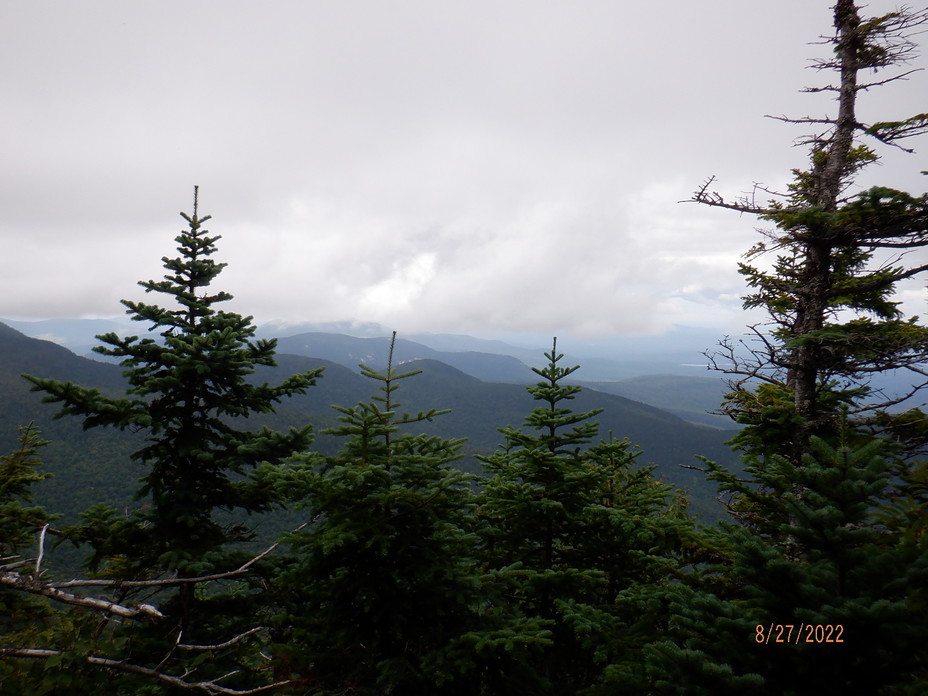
(0, 319, 744, 526)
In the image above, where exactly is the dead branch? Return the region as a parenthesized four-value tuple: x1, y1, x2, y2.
(765, 114, 836, 126)
(849, 377, 928, 413)
(34, 524, 47, 578)
(857, 68, 924, 90)
(0, 556, 30, 572)
(0, 571, 165, 619)
(1, 522, 308, 622)
(688, 176, 774, 215)
(177, 626, 267, 651)
(0, 648, 289, 695)
(52, 522, 306, 589)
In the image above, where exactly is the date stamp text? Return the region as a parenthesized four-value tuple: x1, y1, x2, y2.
(755, 624, 844, 644)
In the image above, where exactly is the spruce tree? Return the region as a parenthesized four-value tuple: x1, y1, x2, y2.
(475, 340, 694, 694)
(695, 1, 928, 462)
(0, 425, 57, 692)
(25, 188, 321, 576)
(11, 189, 322, 694)
(648, 431, 928, 695)
(268, 334, 486, 695)
(648, 4, 928, 693)
(0, 424, 54, 561)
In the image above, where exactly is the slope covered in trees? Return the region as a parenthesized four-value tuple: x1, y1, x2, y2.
(0, 321, 739, 525)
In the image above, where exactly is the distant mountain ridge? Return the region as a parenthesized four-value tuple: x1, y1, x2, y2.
(0, 320, 739, 523)
(275, 332, 535, 384)
(575, 375, 735, 429)
(2, 317, 734, 424)
(4, 317, 723, 379)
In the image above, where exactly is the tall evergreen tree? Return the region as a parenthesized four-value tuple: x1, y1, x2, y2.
(695, 1, 928, 462)
(268, 334, 487, 695)
(647, 4, 928, 693)
(25, 188, 321, 577)
(9, 189, 322, 694)
(20, 190, 324, 693)
(475, 340, 694, 694)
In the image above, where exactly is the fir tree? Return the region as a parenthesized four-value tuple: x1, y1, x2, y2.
(657, 5, 928, 692)
(25, 188, 322, 576)
(475, 339, 694, 694)
(648, 431, 928, 695)
(695, 1, 928, 462)
(11, 189, 322, 694)
(269, 334, 486, 695)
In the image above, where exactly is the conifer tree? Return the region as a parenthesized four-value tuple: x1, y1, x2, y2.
(647, 431, 928, 695)
(649, 4, 928, 693)
(0, 425, 58, 692)
(268, 334, 486, 695)
(0, 424, 54, 560)
(25, 188, 321, 577)
(11, 190, 322, 694)
(695, 1, 928, 462)
(475, 340, 693, 694)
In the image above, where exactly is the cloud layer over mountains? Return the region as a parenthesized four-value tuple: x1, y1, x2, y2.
(3, 1, 926, 338)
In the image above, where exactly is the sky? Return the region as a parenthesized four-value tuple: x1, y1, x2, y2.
(3, 0, 927, 342)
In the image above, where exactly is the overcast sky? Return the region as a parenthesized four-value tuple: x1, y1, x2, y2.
(3, 1, 927, 341)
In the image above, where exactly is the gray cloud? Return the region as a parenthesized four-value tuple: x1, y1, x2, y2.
(2, 0, 925, 338)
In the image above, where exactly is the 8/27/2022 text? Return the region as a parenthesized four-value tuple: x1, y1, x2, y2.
(755, 624, 845, 644)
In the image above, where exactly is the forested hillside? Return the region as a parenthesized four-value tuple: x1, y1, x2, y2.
(0, 321, 738, 525)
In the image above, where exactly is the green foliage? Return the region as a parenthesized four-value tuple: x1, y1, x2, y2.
(0, 426, 57, 693)
(648, 434, 928, 694)
(0, 423, 56, 558)
(269, 334, 486, 695)
(876, 457, 928, 547)
(476, 340, 697, 694)
(6, 191, 323, 694)
(23, 188, 322, 575)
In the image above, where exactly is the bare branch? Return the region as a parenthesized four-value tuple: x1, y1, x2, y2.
(765, 114, 836, 126)
(0, 648, 290, 695)
(801, 84, 840, 93)
(0, 571, 165, 619)
(0, 556, 30, 572)
(0, 648, 61, 658)
(678, 463, 709, 473)
(1, 523, 308, 623)
(177, 627, 268, 652)
(34, 524, 48, 579)
(856, 68, 923, 90)
(850, 377, 928, 413)
(689, 176, 776, 215)
(52, 523, 306, 589)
